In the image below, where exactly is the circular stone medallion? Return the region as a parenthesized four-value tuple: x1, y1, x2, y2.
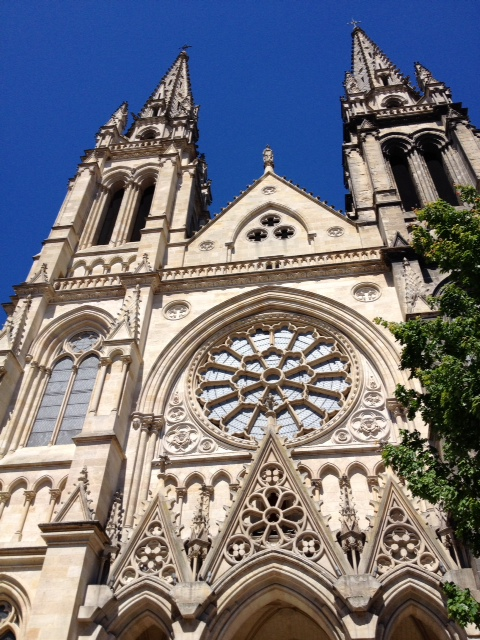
(163, 301, 190, 320)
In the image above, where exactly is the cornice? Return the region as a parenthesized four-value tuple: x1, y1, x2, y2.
(158, 248, 387, 292)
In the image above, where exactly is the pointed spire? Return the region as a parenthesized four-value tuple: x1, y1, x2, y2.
(105, 102, 129, 131)
(350, 27, 410, 93)
(415, 62, 440, 91)
(139, 50, 195, 120)
(96, 102, 128, 147)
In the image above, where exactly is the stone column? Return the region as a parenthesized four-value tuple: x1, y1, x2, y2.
(442, 143, 472, 187)
(47, 489, 62, 523)
(449, 120, 480, 188)
(139, 418, 163, 503)
(0, 492, 10, 521)
(79, 184, 110, 249)
(14, 490, 36, 542)
(137, 151, 179, 270)
(408, 147, 437, 204)
(111, 181, 140, 246)
(125, 415, 152, 527)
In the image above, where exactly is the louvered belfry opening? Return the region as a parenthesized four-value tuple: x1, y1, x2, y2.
(96, 188, 125, 245)
(130, 184, 155, 242)
(388, 148, 421, 211)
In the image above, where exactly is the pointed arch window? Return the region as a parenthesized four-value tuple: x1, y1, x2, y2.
(96, 187, 125, 245)
(129, 184, 155, 242)
(420, 140, 458, 205)
(387, 146, 421, 211)
(27, 333, 100, 447)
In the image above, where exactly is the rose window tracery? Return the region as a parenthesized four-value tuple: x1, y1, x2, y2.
(196, 322, 351, 440)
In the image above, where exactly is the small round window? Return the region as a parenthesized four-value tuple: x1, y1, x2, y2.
(247, 228, 268, 242)
(273, 226, 295, 240)
(260, 214, 281, 227)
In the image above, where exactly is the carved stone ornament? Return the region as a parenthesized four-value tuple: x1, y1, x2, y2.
(118, 513, 176, 586)
(352, 283, 381, 302)
(327, 226, 345, 237)
(350, 410, 389, 441)
(199, 438, 216, 453)
(262, 185, 277, 195)
(333, 428, 352, 444)
(167, 406, 186, 423)
(363, 391, 384, 408)
(199, 240, 214, 251)
(163, 301, 190, 321)
(67, 331, 99, 353)
(224, 462, 323, 565)
(164, 423, 199, 453)
(195, 318, 352, 442)
(376, 502, 439, 575)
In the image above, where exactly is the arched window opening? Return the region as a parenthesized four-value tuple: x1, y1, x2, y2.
(0, 631, 16, 640)
(141, 129, 157, 140)
(27, 357, 72, 447)
(27, 334, 100, 447)
(388, 148, 421, 211)
(96, 188, 125, 246)
(384, 97, 403, 108)
(421, 141, 458, 205)
(130, 184, 156, 242)
(56, 355, 98, 444)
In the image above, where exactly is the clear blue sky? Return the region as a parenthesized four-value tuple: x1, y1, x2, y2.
(1, 1, 479, 318)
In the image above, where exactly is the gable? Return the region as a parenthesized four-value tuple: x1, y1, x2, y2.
(184, 172, 364, 267)
(200, 428, 349, 583)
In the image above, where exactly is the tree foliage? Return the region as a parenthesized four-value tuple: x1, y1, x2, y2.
(376, 186, 480, 628)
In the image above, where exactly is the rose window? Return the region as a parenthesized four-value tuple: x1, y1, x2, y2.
(196, 322, 351, 440)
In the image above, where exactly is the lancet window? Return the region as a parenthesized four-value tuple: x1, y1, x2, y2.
(419, 139, 458, 205)
(385, 146, 420, 211)
(95, 187, 125, 245)
(27, 332, 100, 447)
(384, 137, 459, 211)
(129, 183, 156, 242)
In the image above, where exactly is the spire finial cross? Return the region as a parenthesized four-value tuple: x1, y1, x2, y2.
(180, 44, 192, 51)
(348, 19, 361, 29)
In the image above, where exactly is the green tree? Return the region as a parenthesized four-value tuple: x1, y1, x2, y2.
(376, 186, 480, 629)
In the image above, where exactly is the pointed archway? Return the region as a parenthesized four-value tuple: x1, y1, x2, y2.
(230, 602, 332, 640)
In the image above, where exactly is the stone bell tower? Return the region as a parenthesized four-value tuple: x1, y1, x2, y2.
(342, 27, 480, 246)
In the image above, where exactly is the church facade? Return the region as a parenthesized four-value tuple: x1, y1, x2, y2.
(0, 27, 479, 640)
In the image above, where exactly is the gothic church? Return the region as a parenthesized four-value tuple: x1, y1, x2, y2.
(0, 27, 479, 640)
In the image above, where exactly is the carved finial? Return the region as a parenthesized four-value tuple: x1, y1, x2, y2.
(263, 145, 274, 173)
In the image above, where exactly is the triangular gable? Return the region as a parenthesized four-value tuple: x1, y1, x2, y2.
(200, 428, 349, 582)
(359, 477, 454, 577)
(188, 170, 353, 245)
(53, 483, 94, 522)
(392, 231, 409, 247)
(106, 286, 141, 341)
(109, 493, 192, 591)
